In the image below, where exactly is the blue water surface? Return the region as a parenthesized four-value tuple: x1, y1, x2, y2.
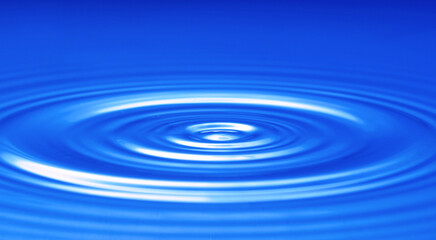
(1, 1, 436, 239)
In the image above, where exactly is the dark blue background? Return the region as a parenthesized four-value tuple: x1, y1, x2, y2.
(2, 1, 435, 75)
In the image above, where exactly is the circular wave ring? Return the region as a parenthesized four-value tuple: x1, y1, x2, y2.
(1, 69, 436, 203)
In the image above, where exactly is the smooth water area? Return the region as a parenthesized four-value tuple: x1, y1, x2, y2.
(1, 1, 436, 240)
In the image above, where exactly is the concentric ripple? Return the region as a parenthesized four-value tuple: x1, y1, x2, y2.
(0, 66, 436, 239)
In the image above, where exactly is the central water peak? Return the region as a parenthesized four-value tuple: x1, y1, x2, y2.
(186, 122, 256, 142)
(200, 131, 242, 142)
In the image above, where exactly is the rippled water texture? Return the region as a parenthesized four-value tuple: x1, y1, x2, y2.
(0, 66, 435, 239)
